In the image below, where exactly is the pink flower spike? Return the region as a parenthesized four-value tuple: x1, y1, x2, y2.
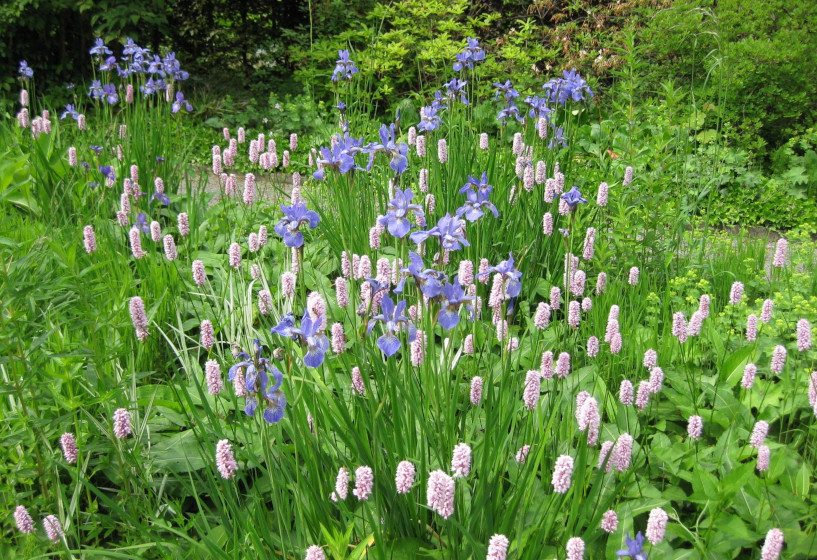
(351, 367, 366, 396)
(619, 380, 634, 406)
(60, 432, 78, 463)
(613, 433, 633, 472)
(305, 545, 325, 560)
(770, 345, 786, 374)
(486, 534, 510, 560)
(760, 299, 774, 323)
(427, 470, 455, 518)
(451, 443, 472, 478)
(228, 242, 241, 269)
(555, 352, 570, 378)
(515, 445, 531, 464)
(201, 320, 215, 350)
(797, 319, 811, 351)
(757, 445, 770, 473)
(643, 349, 657, 370)
(334, 467, 349, 500)
(129, 296, 149, 342)
(601, 510, 618, 533)
(635, 381, 650, 412)
(741, 363, 757, 389)
(353, 466, 374, 500)
(566, 536, 585, 560)
(761, 528, 784, 560)
(14, 505, 34, 534)
(205, 359, 223, 395)
(470, 376, 483, 405)
(331, 322, 346, 354)
(83, 225, 97, 254)
(645, 507, 668, 545)
(746, 314, 758, 342)
(649, 367, 664, 394)
(587, 336, 599, 358)
(750, 420, 769, 448)
(729, 281, 744, 305)
(113, 408, 132, 439)
(551, 454, 574, 493)
(215, 439, 238, 479)
(395, 460, 415, 494)
(43, 515, 64, 542)
(772, 238, 787, 268)
(687, 415, 703, 440)
(628, 266, 639, 285)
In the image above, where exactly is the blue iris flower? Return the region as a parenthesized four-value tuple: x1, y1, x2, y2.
(88, 80, 104, 100)
(367, 294, 417, 357)
(364, 123, 409, 174)
(89, 38, 112, 57)
(270, 312, 298, 340)
(100, 56, 118, 72)
(99, 165, 116, 181)
(312, 133, 363, 180)
(151, 192, 171, 205)
(561, 186, 587, 209)
(18, 60, 34, 79)
(493, 80, 519, 104)
(292, 311, 330, 368)
(229, 339, 287, 423)
(378, 188, 424, 238)
(60, 104, 80, 120)
(616, 532, 648, 560)
(90, 145, 104, 156)
(542, 69, 594, 105)
(102, 84, 118, 104)
(394, 251, 447, 298)
(549, 124, 567, 149)
(122, 38, 142, 57)
(497, 103, 524, 124)
(459, 172, 493, 195)
(457, 188, 498, 223)
(331, 49, 359, 82)
(437, 275, 475, 330)
(274, 200, 321, 248)
(477, 253, 522, 298)
(524, 95, 553, 120)
(135, 213, 150, 234)
(417, 105, 443, 133)
(443, 78, 469, 105)
(172, 91, 193, 113)
(453, 37, 486, 72)
(410, 213, 470, 251)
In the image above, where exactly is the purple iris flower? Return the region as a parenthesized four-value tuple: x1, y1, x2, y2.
(99, 165, 116, 181)
(524, 95, 553, 120)
(151, 192, 170, 205)
(378, 188, 424, 238)
(417, 104, 444, 133)
(147, 55, 165, 75)
(561, 186, 587, 209)
(453, 37, 486, 72)
(549, 124, 567, 149)
(89, 38, 112, 57)
(477, 253, 522, 298)
(457, 188, 498, 222)
(437, 275, 475, 330)
(493, 80, 519, 104)
(443, 78, 469, 105)
(543, 69, 594, 105)
(274, 200, 321, 248)
(99, 56, 118, 72)
(459, 172, 493, 195)
(90, 145, 104, 156)
(88, 80, 104, 100)
(172, 91, 193, 113)
(135, 213, 150, 234)
(60, 104, 80, 120)
(80, 161, 91, 171)
(122, 38, 142, 57)
(313, 133, 363, 180)
(497, 103, 524, 124)
(367, 294, 417, 357)
(162, 53, 189, 81)
(102, 84, 118, 104)
(292, 311, 330, 368)
(410, 213, 470, 251)
(331, 49, 359, 82)
(394, 251, 446, 298)
(364, 123, 409, 174)
(616, 532, 648, 560)
(270, 312, 298, 340)
(18, 60, 33, 79)
(229, 339, 287, 423)
(141, 77, 163, 96)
